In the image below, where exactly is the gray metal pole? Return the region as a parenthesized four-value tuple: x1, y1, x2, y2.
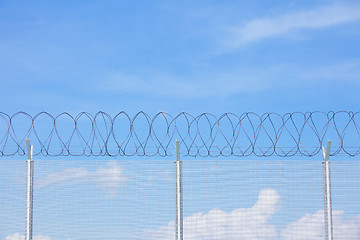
(322, 140, 333, 240)
(25, 139, 34, 240)
(175, 140, 183, 240)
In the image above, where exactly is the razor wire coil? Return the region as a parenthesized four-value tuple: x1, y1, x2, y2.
(0, 111, 359, 157)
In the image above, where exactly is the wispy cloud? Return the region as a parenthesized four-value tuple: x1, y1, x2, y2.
(297, 61, 360, 82)
(37, 160, 129, 196)
(103, 59, 360, 97)
(226, 4, 360, 47)
(103, 70, 269, 98)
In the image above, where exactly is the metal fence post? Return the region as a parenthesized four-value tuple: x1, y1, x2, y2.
(322, 140, 333, 240)
(25, 139, 34, 240)
(175, 140, 183, 240)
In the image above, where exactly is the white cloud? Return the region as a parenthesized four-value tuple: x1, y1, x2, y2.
(37, 160, 128, 195)
(143, 188, 360, 240)
(94, 160, 129, 194)
(281, 210, 360, 240)
(227, 4, 360, 46)
(5, 233, 51, 240)
(280, 211, 325, 240)
(143, 188, 280, 240)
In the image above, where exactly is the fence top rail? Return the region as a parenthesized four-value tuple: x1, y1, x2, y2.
(0, 111, 359, 158)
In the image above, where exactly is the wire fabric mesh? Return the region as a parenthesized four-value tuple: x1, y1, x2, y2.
(1, 159, 359, 239)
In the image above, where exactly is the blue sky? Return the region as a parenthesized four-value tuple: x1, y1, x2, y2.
(0, 0, 360, 115)
(1, 1, 360, 239)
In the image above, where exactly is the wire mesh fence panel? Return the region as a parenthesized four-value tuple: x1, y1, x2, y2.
(0, 160, 26, 240)
(1, 159, 359, 240)
(331, 160, 360, 240)
(180, 160, 320, 240)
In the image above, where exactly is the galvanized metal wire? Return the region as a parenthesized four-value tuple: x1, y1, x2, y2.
(0, 111, 359, 157)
